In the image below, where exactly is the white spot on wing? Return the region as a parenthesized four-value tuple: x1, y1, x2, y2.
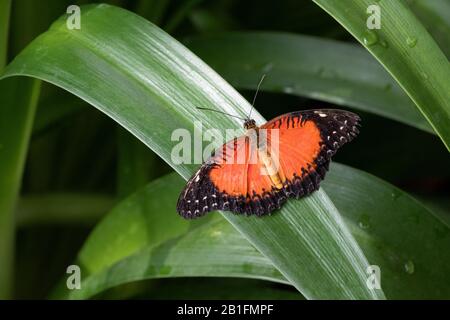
(314, 111, 327, 117)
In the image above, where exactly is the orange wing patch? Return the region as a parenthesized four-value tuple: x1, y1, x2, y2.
(264, 119, 322, 181)
(208, 135, 274, 197)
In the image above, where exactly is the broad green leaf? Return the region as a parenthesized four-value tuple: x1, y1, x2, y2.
(57, 163, 450, 299)
(0, 78, 41, 298)
(51, 173, 279, 299)
(65, 216, 287, 300)
(186, 32, 432, 133)
(2, 4, 382, 299)
(325, 163, 450, 299)
(77, 173, 205, 275)
(312, 0, 450, 151)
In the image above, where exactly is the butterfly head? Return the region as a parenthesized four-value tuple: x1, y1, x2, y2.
(244, 119, 257, 130)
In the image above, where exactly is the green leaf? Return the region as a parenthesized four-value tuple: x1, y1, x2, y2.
(0, 2, 40, 297)
(57, 162, 450, 299)
(0, 78, 41, 298)
(2, 4, 383, 299)
(186, 32, 432, 133)
(67, 216, 288, 300)
(312, 0, 450, 151)
(325, 163, 450, 299)
(51, 173, 283, 299)
(77, 174, 205, 275)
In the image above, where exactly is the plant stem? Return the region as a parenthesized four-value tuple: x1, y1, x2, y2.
(0, 78, 40, 299)
(0, 0, 11, 69)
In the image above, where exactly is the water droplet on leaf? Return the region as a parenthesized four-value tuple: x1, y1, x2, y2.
(363, 30, 378, 46)
(210, 230, 222, 237)
(406, 37, 417, 48)
(283, 86, 294, 94)
(404, 260, 415, 274)
(391, 192, 400, 200)
(243, 263, 253, 273)
(261, 62, 274, 73)
(358, 214, 371, 229)
(159, 266, 172, 275)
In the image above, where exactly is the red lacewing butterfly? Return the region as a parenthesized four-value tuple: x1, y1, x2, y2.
(176, 76, 360, 218)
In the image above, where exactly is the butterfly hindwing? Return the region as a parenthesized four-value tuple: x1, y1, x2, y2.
(177, 109, 360, 218)
(177, 136, 283, 218)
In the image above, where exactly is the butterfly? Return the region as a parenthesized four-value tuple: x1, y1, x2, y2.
(176, 108, 360, 219)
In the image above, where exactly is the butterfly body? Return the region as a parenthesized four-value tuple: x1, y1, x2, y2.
(177, 109, 360, 219)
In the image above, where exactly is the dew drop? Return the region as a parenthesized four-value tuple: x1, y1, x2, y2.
(404, 260, 415, 274)
(318, 68, 337, 79)
(363, 30, 378, 46)
(243, 263, 253, 273)
(158, 265, 172, 275)
(380, 40, 389, 48)
(283, 86, 294, 94)
(210, 230, 222, 237)
(406, 36, 417, 48)
(383, 83, 392, 91)
(261, 62, 274, 73)
(391, 191, 400, 201)
(358, 214, 371, 230)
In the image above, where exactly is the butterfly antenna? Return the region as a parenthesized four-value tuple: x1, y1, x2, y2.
(196, 107, 247, 121)
(248, 74, 266, 120)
